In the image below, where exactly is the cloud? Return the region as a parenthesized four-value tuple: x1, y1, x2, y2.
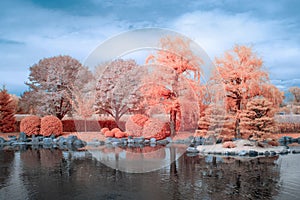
(0, 0, 299, 95)
(170, 9, 300, 90)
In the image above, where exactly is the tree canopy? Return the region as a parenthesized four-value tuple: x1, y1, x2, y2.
(24, 55, 93, 119)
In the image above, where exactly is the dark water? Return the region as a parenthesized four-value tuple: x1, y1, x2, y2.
(1, 145, 300, 200)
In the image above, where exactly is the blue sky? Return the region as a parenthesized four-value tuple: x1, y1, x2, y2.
(0, 0, 300, 96)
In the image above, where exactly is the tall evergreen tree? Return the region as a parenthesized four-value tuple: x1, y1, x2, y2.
(0, 86, 16, 133)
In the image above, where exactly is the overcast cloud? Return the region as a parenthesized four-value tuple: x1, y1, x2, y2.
(0, 0, 299, 95)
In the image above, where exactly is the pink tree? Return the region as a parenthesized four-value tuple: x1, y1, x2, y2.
(144, 36, 203, 136)
(212, 45, 283, 138)
(0, 87, 16, 133)
(239, 98, 277, 142)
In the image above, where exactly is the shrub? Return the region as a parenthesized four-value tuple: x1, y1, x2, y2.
(142, 118, 170, 140)
(222, 141, 237, 148)
(20, 115, 41, 136)
(115, 131, 126, 138)
(111, 128, 121, 134)
(40, 115, 63, 136)
(104, 131, 114, 137)
(125, 114, 149, 137)
(100, 127, 110, 134)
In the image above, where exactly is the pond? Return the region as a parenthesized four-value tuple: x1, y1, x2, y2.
(1, 145, 300, 200)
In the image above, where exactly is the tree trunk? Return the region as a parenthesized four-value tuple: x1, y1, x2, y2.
(235, 98, 242, 138)
(170, 109, 177, 136)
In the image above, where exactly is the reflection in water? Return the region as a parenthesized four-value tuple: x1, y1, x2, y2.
(21, 148, 62, 168)
(0, 150, 14, 188)
(0, 146, 299, 200)
(87, 145, 187, 173)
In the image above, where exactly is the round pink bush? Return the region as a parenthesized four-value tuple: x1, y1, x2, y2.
(100, 127, 109, 134)
(40, 115, 63, 137)
(125, 114, 149, 137)
(104, 131, 114, 137)
(20, 115, 41, 136)
(142, 118, 170, 140)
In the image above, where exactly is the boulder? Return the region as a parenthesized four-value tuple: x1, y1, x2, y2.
(157, 139, 169, 145)
(238, 150, 248, 156)
(43, 138, 53, 146)
(0, 137, 6, 144)
(18, 132, 27, 142)
(66, 135, 78, 144)
(73, 139, 86, 148)
(32, 135, 39, 144)
(186, 147, 199, 153)
(150, 138, 156, 144)
(133, 137, 145, 144)
(249, 150, 258, 157)
(57, 137, 67, 146)
(279, 136, 293, 143)
(8, 135, 17, 141)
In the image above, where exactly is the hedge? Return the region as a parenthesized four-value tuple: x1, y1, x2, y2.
(62, 120, 125, 132)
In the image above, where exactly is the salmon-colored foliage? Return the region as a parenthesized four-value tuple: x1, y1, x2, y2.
(276, 122, 300, 133)
(142, 118, 170, 140)
(0, 87, 16, 133)
(210, 45, 283, 138)
(104, 131, 114, 137)
(143, 36, 202, 136)
(239, 98, 276, 142)
(197, 104, 235, 140)
(111, 128, 121, 134)
(131, 114, 149, 126)
(40, 115, 63, 137)
(20, 115, 41, 136)
(222, 141, 237, 148)
(125, 114, 149, 137)
(100, 127, 110, 134)
(114, 131, 126, 138)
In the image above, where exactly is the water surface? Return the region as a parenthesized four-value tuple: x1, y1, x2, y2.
(1, 146, 300, 200)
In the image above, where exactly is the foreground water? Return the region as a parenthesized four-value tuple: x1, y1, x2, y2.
(0, 145, 300, 200)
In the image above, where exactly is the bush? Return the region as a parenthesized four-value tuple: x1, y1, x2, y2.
(142, 118, 170, 140)
(222, 141, 237, 148)
(20, 115, 41, 136)
(100, 127, 109, 134)
(111, 128, 121, 134)
(115, 131, 126, 138)
(104, 131, 114, 137)
(276, 122, 300, 133)
(125, 114, 149, 137)
(40, 115, 63, 136)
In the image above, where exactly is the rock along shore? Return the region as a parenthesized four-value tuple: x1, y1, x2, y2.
(186, 139, 300, 157)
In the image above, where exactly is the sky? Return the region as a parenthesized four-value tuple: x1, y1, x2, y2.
(0, 0, 300, 96)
